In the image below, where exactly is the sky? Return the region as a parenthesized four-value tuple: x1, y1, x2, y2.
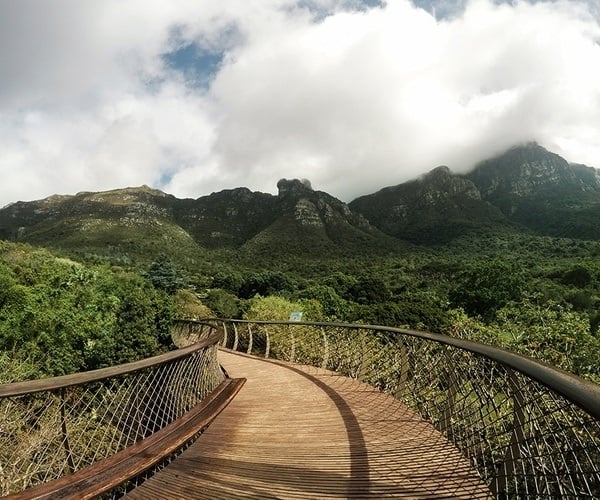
(0, 0, 599, 207)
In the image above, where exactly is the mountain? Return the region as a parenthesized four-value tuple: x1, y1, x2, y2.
(242, 179, 397, 256)
(465, 143, 600, 239)
(1, 143, 599, 258)
(350, 143, 600, 243)
(0, 186, 202, 261)
(172, 188, 278, 249)
(349, 165, 510, 244)
(0, 179, 393, 260)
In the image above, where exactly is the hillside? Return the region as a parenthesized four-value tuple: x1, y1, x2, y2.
(0, 186, 201, 262)
(0, 178, 397, 262)
(349, 165, 511, 244)
(0, 144, 599, 384)
(466, 143, 600, 239)
(350, 143, 600, 244)
(1, 143, 599, 258)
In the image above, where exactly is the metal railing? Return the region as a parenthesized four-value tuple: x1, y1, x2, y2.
(0, 323, 224, 496)
(214, 319, 600, 498)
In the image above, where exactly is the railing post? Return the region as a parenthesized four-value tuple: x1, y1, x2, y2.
(289, 325, 295, 363)
(357, 332, 368, 382)
(321, 327, 329, 369)
(265, 330, 270, 359)
(60, 388, 75, 474)
(394, 343, 409, 400)
(440, 350, 459, 435)
(492, 369, 527, 497)
(246, 325, 253, 355)
(232, 322, 239, 351)
(221, 321, 228, 348)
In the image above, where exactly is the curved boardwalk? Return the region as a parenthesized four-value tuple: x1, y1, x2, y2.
(126, 350, 490, 499)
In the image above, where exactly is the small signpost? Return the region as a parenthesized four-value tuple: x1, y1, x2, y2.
(289, 311, 303, 322)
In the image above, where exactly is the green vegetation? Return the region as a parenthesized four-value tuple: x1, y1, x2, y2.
(0, 242, 175, 379)
(2, 230, 598, 384)
(200, 233, 600, 382)
(1, 146, 599, 384)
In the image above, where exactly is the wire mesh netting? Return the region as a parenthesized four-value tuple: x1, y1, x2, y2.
(0, 333, 224, 496)
(219, 320, 600, 498)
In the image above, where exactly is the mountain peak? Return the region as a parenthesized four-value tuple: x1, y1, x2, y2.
(277, 178, 313, 198)
(424, 165, 452, 179)
(466, 143, 578, 200)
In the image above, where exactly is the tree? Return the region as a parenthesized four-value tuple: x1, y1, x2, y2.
(238, 271, 294, 299)
(449, 260, 526, 320)
(297, 285, 347, 319)
(561, 266, 592, 288)
(496, 296, 599, 379)
(205, 289, 241, 318)
(146, 254, 186, 294)
(349, 276, 391, 305)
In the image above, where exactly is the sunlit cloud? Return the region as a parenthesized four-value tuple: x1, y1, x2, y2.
(0, 0, 599, 206)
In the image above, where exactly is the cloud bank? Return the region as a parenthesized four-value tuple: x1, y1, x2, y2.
(0, 0, 599, 206)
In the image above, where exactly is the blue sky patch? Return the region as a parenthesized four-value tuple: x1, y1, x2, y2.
(164, 44, 223, 88)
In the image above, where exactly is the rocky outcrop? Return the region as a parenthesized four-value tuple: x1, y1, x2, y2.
(466, 143, 585, 204)
(350, 143, 600, 242)
(349, 164, 506, 244)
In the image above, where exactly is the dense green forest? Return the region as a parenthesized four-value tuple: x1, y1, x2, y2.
(1, 228, 598, 385)
(0, 242, 175, 381)
(202, 232, 600, 383)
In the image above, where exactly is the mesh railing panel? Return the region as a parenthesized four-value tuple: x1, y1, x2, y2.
(0, 337, 224, 496)
(219, 320, 600, 498)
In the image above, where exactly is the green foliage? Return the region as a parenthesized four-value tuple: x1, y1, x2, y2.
(0, 352, 43, 383)
(205, 289, 242, 319)
(349, 291, 451, 332)
(449, 259, 526, 319)
(496, 297, 599, 378)
(244, 295, 308, 322)
(211, 270, 244, 294)
(145, 254, 187, 294)
(561, 266, 593, 288)
(349, 276, 391, 304)
(0, 243, 175, 378)
(296, 285, 347, 319)
(172, 289, 214, 320)
(238, 271, 295, 299)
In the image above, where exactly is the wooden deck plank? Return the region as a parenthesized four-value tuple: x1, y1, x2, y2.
(126, 350, 491, 499)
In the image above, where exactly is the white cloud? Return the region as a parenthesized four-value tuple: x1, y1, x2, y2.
(0, 0, 599, 206)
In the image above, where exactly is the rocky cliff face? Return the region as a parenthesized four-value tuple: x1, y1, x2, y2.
(239, 178, 393, 256)
(349, 165, 507, 244)
(464, 142, 599, 216)
(276, 178, 373, 231)
(350, 143, 600, 242)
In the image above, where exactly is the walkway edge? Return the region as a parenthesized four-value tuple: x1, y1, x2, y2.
(5, 378, 246, 500)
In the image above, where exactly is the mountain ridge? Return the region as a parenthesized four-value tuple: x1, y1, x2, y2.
(1, 143, 599, 255)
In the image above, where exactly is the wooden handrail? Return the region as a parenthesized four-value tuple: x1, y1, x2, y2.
(5, 378, 245, 500)
(0, 331, 222, 397)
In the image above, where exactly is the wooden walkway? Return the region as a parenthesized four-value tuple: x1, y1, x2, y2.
(125, 350, 490, 499)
